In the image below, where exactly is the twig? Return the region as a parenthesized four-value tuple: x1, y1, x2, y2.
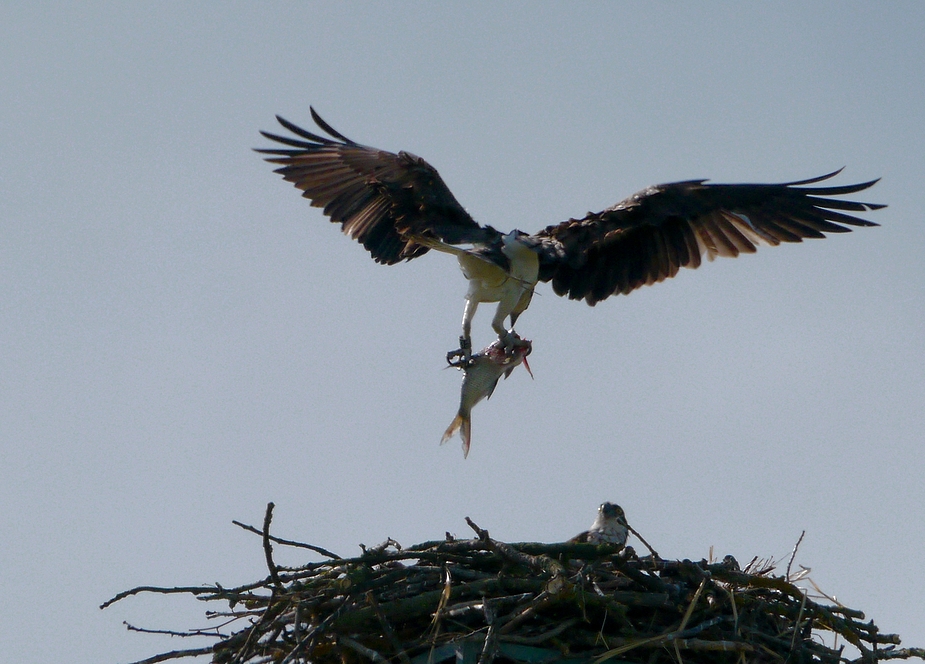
(785, 530, 805, 581)
(868, 648, 925, 661)
(497, 592, 553, 635)
(123, 622, 228, 639)
(594, 578, 710, 664)
(427, 566, 453, 641)
(478, 623, 500, 664)
(465, 517, 565, 577)
(124, 647, 215, 664)
(232, 520, 341, 560)
(790, 588, 808, 653)
(262, 502, 283, 591)
(101, 585, 223, 610)
(626, 523, 660, 559)
(673, 577, 707, 664)
(500, 617, 581, 645)
(339, 635, 387, 662)
(279, 595, 356, 664)
(366, 591, 413, 664)
(678, 578, 707, 632)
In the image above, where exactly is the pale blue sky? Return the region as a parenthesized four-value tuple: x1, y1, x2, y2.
(2, 3, 923, 662)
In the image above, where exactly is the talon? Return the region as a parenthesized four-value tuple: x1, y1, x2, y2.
(499, 330, 516, 356)
(446, 336, 472, 366)
(446, 349, 468, 367)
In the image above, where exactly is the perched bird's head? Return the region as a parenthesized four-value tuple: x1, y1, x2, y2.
(569, 501, 629, 546)
(599, 502, 626, 522)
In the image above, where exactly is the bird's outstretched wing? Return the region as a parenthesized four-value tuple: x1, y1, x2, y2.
(256, 109, 498, 264)
(535, 170, 884, 304)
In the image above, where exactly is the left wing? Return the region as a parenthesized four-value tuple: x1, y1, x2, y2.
(534, 170, 884, 304)
(256, 109, 499, 265)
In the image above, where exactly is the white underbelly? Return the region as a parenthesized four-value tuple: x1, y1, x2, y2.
(457, 251, 539, 304)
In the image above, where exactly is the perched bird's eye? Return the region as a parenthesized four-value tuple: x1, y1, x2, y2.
(600, 502, 622, 518)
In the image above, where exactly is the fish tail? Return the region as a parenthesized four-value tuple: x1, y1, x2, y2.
(460, 417, 471, 458)
(441, 413, 472, 458)
(441, 414, 463, 444)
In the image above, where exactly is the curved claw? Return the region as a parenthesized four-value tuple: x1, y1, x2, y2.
(446, 350, 467, 367)
(446, 335, 472, 366)
(498, 329, 516, 356)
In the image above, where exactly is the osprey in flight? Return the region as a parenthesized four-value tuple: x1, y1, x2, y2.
(258, 109, 883, 359)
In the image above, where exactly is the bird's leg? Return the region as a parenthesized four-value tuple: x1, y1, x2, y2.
(491, 308, 516, 355)
(446, 336, 471, 367)
(447, 298, 477, 365)
(497, 328, 516, 354)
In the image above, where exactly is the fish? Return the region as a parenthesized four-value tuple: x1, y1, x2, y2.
(441, 335, 533, 458)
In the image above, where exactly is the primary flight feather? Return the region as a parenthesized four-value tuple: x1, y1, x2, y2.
(257, 108, 884, 359)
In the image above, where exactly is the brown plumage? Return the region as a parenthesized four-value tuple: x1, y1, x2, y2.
(257, 109, 884, 349)
(535, 174, 885, 304)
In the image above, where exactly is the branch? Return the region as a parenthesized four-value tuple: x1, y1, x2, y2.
(465, 517, 565, 578)
(100, 585, 222, 610)
(124, 647, 214, 664)
(231, 521, 341, 560)
(123, 622, 228, 639)
(262, 502, 283, 591)
(786, 530, 805, 581)
(626, 523, 660, 559)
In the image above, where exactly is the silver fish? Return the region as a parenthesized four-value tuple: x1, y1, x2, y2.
(442, 335, 532, 458)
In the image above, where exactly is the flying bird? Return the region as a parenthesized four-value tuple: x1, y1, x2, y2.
(257, 109, 884, 359)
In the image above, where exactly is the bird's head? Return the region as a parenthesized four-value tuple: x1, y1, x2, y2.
(599, 502, 626, 522)
(501, 230, 530, 249)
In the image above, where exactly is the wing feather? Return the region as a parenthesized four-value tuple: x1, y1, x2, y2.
(536, 172, 883, 304)
(257, 110, 497, 264)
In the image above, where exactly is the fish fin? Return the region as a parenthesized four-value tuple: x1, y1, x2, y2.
(441, 413, 472, 458)
(485, 376, 502, 400)
(441, 414, 463, 445)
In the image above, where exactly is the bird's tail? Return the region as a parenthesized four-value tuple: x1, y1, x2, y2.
(441, 413, 472, 459)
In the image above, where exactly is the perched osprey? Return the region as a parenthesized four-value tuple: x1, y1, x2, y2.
(569, 502, 629, 547)
(257, 109, 883, 359)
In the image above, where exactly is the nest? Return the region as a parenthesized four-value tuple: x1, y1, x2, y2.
(104, 505, 923, 664)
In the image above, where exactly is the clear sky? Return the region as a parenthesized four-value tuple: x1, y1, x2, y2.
(2, 3, 923, 662)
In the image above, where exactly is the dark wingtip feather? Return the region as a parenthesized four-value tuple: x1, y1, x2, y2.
(782, 168, 845, 186)
(309, 107, 355, 144)
(800, 179, 883, 197)
(254, 130, 317, 151)
(790, 170, 886, 213)
(274, 115, 336, 145)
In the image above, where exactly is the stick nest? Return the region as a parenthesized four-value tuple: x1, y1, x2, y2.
(104, 506, 923, 664)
